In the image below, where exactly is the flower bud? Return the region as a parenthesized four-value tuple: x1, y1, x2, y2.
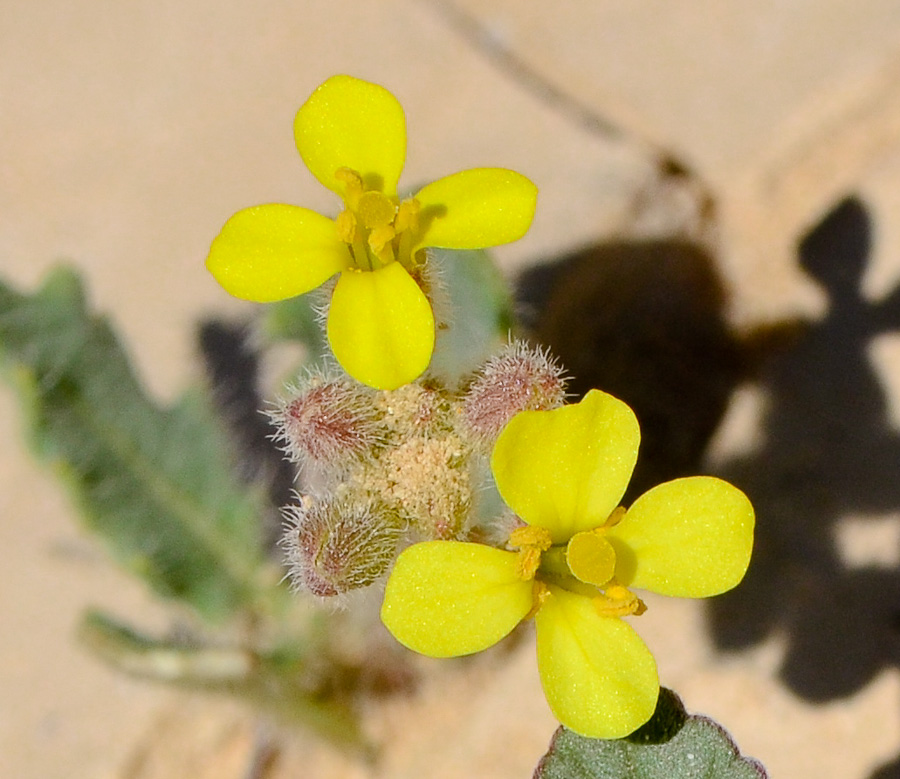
(269, 374, 379, 471)
(282, 495, 403, 598)
(461, 341, 567, 445)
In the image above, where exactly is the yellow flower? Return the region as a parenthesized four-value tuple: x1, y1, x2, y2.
(206, 75, 538, 390)
(381, 389, 754, 738)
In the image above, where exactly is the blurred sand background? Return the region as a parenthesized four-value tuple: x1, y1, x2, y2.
(6, 1, 900, 776)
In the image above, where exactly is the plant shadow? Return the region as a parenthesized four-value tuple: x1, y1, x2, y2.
(708, 197, 900, 707)
(516, 237, 771, 502)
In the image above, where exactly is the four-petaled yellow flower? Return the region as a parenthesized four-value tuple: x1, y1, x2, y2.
(381, 389, 754, 738)
(206, 75, 538, 390)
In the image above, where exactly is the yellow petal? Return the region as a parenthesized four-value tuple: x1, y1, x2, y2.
(535, 586, 659, 738)
(206, 205, 350, 302)
(606, 476, 755, 598)
(381, 541, 533, 657)
(327, 262, 434, 390)
(490, 390, 640, 544)
(294, 75, 406, 197)
(414, 168, 537, 250)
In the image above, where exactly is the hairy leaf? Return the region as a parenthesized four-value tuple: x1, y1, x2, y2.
(0, 268, 266, 621)
(534, 688, 768, 779)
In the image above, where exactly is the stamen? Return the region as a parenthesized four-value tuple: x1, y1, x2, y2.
(523, 579, 550, 620)
(335, 167, 365, 207)
(509, 525, 553, 581)
(335, 210, 358, 244)
(395, 199, 422, 270)
(516, 546, 542, 580)
(395, 198, 420, 233)
(368, 225, 397, 265)
(600, 506, 627, 529)
(593, 583, 647, 618)
(509, 525, 553, 551)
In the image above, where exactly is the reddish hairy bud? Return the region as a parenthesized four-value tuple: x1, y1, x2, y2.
(282, 496, 403, 598)
(462, 341, 567, 445)
(269, 375, 378, 470)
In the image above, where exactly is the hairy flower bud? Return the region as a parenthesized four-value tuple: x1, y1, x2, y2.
(282, 495, 403, 598)
(461, 341, 567, 445)
(269, 374, 379, 471)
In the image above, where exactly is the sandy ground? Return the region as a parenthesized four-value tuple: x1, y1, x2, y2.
(6, 2, 900, 776)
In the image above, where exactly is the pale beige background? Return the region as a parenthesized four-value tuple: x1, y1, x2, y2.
(5, 2, 900, 776)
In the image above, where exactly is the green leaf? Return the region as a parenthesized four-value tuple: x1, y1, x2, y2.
(0, 267, 266, 621)
(78, 609, 366, 751)
(78, 608, 257, 684)
(428, 248, 515, 384)
(534, 688, 768, 779)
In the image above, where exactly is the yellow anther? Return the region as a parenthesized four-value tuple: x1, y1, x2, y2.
(509, 525, 553, 581)
(508, 525, 553, 551)
(516, 545, 542, 580)
(593, 583, 646, 618)
(335, 210, 358, 244)
(335, 168, 365, 210)
(524, 579, 551, 620)
(357, 191, 396, 229)
(368, 225, 396, 264)
(601, 506, 627, 529)
(335, 166, 365, 196)
(395, 198, 421, 234)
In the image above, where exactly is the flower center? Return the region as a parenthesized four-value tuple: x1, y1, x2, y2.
(334, 167, 422, 272)
(508, 509, 646, 619)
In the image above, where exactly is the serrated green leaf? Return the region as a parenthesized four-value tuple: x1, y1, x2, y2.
(0, 267, 266, 621)
(534, 688, 767, 779)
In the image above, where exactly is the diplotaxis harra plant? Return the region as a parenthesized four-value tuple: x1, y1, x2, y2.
(203, 74, 763, 773)
(0, 72, 765, 775)
(0, 68, 765, 779)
